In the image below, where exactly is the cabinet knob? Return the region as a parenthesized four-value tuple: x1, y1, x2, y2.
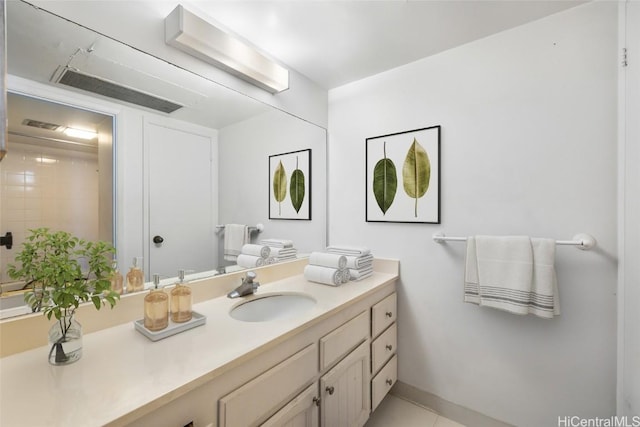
(385, 311, 393, 318)
(325, 386, 335, 395)
(313, 397, 321, 406)
(386, 379, 393, 386)
(386, 344, 393, 351)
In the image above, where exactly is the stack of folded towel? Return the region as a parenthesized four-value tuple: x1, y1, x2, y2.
(327, 245, 374, 281)
(236, 244, 272, 268)
(260, 238, 298, 262)
(304, 252, 350, 286)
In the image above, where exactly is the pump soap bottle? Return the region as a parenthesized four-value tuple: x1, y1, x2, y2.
(109, 258, 124, 295)
(144, 274, 169, 331)
(126, 257, 144, 293)
(171, 269, 192, 323)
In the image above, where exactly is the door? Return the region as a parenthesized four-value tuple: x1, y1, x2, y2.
(146, 119, 216, 279)
(320, 340, 370, 427)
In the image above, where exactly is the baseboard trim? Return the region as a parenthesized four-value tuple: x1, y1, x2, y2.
(391, 381, 515, 427)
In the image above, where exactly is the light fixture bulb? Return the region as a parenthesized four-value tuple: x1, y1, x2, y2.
(63, 127, 98, 140)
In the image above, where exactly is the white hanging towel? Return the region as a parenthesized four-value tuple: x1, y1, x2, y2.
(464, 236, 559, 318)
(224, 224, 249, 261)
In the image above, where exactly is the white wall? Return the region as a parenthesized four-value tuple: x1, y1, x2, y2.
(29, 0, 329, 129)
(620, 0, 640, 416)
(328, 3, 618, 426)
(218, 109, 327, 261)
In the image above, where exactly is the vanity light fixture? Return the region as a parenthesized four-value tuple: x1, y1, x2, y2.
(164, 5, 289, 94)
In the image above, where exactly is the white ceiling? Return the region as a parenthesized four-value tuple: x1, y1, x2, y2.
(191, 0, 587, 89)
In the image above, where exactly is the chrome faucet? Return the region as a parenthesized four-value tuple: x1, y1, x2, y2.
(227, 271, 260, 298)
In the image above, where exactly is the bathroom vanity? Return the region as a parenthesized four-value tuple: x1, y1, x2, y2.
(0, 258, 399, 427)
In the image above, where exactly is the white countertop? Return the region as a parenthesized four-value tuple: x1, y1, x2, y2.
(0, 271, 397, 427)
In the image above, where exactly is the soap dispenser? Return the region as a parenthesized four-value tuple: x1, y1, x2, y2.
(171, 269, 192, 323)
(126, 257, 144, 293)
(144, 274, 169, 331)
(109, 258, 124, 295)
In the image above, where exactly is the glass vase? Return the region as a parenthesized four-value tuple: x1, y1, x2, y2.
(48, 315, 82, 365)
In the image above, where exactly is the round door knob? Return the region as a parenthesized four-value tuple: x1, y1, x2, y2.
(153, 235, 164, 244)
(326, 386, 335, 395)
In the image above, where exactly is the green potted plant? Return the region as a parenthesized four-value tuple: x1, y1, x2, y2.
(7, 228, 120, 365)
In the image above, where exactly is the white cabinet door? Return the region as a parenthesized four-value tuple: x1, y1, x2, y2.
(320, 341, 370, 427)
(145, 120, 217, 279)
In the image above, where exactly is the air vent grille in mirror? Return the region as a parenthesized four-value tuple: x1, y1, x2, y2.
(56, 68, 183, 114)
(21, 119, 63, 131)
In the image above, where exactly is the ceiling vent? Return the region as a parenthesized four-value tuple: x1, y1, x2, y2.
(55, 68, 183, 114)
(21, 119, 63, 131)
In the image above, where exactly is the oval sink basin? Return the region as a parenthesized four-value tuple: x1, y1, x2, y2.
(230, 293, 316, 322)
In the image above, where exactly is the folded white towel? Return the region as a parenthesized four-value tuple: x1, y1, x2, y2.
(309, 252, 347, 269)
(349, 267, 373, 281)
(344, 254, 374, 269)
(304, 265, 346, 286)
(326, 245, 370, 256)
(464, 235, 559, 318)
(272, 255, 296, 262)
(236, 254, 266, 269)
(260, 239, 294, 248)
(241, 244, 271, 258)
(269, 247, 297, 257)
(224, 224, 249, 261)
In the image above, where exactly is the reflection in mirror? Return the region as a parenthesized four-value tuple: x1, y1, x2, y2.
(1, 1, 327, 318)
(0, 92, 114, 315)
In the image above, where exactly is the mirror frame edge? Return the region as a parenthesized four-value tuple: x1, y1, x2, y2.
(1, 0, 8, 161)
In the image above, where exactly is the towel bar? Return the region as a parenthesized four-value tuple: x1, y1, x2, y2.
(432, 233, 597, 250)
(216, 224, 264, 234)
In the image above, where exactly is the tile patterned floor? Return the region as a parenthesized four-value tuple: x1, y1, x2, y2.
(366, 394, 465, 427)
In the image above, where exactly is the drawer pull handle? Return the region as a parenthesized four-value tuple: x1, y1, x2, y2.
(326, 386, 335, 395)
(386, 379, 393, 386)
(385, 311, 393, 318)
(386, 344, 393, 351)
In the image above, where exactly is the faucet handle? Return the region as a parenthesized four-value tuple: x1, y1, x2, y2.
(245, 271, 257, 281)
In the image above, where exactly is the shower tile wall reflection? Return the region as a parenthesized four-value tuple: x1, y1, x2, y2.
(0, 142, 98, 282)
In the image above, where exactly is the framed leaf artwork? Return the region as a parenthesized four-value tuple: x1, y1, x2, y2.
(366, 126, 440, 223)
(269, 149, 312, 220)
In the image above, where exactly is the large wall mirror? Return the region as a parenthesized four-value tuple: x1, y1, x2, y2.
(0, 1, 327, 318)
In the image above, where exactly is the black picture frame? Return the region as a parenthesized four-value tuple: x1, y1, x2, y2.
(269, 149, 312, 220)
(366, 126, 440, 223)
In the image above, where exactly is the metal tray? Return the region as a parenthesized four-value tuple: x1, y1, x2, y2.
(134, 311, 206, 341)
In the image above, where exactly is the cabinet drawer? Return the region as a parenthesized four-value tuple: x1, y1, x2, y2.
(319, 310, 368, 370)
(219, 343, 318, 427)
(371, 354, 397, 411)
(371, 293, 397, 338)
(371, 323, 397, 375)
